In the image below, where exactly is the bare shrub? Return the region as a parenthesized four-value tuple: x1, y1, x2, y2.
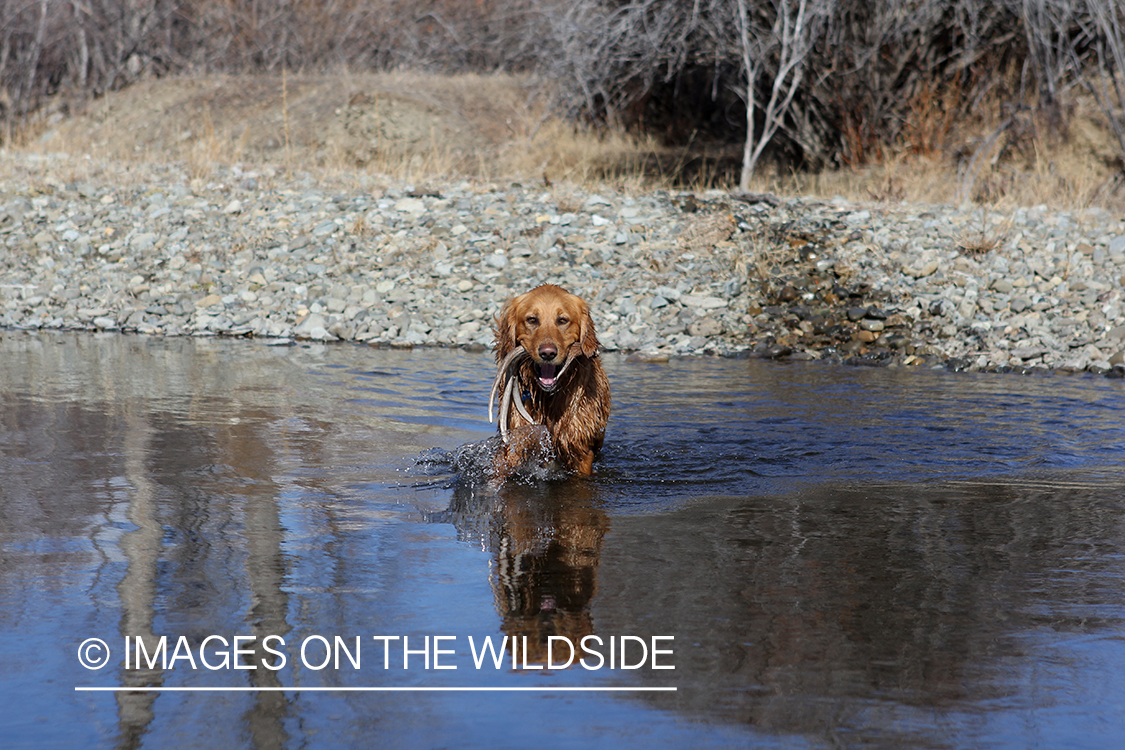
(534, 1, 1043, 179)
(4, 0, 1125, 188)
(1072, 0, 1125, 161)
(0, 0, 547, 134)
(734, 0, 833, 186)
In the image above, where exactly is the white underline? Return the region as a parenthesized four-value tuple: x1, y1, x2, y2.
(76, 686, 676, 693)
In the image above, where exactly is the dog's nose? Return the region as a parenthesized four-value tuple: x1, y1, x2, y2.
(538, 344, 558, 361)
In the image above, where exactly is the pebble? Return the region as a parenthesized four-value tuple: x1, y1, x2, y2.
(2, 153, 1125, 375)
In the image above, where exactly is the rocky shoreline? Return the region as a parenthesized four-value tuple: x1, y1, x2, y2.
(2, 152, 1124, 376)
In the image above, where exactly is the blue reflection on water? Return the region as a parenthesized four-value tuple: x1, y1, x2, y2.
(0, 332, 1123, 749)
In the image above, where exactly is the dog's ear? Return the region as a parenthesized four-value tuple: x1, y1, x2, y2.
(493, 294, 523, 360)
(578, 299, 599, 358)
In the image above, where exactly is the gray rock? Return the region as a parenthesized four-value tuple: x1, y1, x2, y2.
(688, 317, 723, 337)
(1, 151, 1122, 372)
(293, 313, 329, 338)
(680, 294, 727, 309)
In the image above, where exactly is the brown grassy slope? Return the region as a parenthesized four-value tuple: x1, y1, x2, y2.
(16, 72, 1125, 211)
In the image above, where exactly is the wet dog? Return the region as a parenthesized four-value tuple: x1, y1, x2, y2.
(489, 284, 610, 478)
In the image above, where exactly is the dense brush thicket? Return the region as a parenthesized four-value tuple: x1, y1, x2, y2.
(3, 0, 1123, 173)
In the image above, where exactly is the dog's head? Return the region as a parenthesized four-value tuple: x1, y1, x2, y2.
(495, 284, 599, 392)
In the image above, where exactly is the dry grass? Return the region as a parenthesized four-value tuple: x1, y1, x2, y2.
(14, 72, 677, 191)
(956, 208, 1013, 256)
(503, 119, 667, 189)
(8, 72, 1125, 212)
(787, 94, 1125, 211)
(181, 105, 250, 180)
(732, 227, 799, 284)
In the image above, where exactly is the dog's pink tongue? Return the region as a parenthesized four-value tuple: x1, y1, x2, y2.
(539, 363, 558, 384)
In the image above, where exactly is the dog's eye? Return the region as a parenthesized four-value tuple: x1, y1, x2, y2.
(557, 316, 569, 326)
(526, 315, 538, 326)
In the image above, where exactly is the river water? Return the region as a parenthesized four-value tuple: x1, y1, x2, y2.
(2, 331, 1124, 749)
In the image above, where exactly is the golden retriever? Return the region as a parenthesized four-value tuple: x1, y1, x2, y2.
(489, 284, 611, 478)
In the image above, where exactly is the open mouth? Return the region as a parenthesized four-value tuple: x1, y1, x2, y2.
(533, 350, 579, 393)
(535, 361, 559, 390)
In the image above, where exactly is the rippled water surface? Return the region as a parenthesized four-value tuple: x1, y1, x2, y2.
(2, 331, 1124, 749)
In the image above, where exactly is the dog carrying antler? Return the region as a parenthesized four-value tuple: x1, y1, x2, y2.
(489, 284, 611, 478)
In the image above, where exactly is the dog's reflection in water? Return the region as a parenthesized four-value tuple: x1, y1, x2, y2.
(424, 438, 608, 666)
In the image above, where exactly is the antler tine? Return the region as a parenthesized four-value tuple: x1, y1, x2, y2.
(488, 346, 528, 423)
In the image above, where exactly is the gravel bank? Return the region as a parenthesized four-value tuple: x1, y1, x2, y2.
(2, 152, 1125, 375)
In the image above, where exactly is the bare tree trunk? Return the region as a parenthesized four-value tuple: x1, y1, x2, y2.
(736, 0, 758, 190)
(738, 0, 829, 188)
(73, 1, 90, 90)
(23, 0, 49, 108)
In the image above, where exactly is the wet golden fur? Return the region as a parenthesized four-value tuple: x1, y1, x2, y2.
(493, 284, 611, 477)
